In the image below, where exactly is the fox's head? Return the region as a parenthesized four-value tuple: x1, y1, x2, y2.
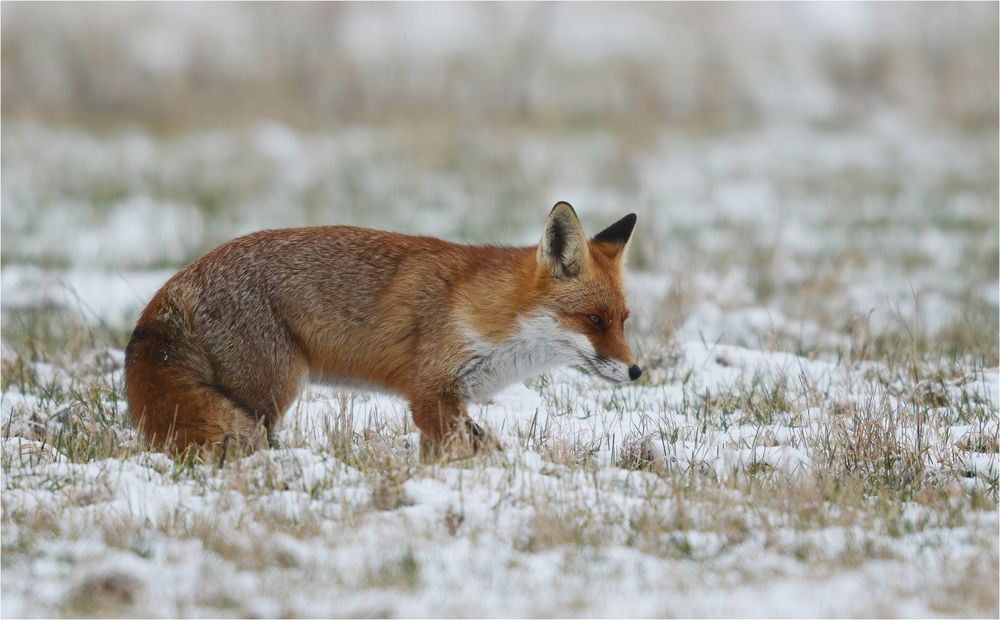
(533, 201, 642, 384)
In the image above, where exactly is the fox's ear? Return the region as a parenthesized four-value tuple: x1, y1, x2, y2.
(592, 213, 637, 261)
(538, 201, 588, 279)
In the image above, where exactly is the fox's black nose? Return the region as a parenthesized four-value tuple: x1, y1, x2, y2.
(628, 365, 642, 381)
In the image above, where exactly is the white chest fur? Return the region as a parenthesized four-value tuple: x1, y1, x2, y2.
(455, 312, 591, 402)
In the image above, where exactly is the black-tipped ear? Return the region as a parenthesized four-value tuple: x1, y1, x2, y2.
(593, 213, 637, 247)
(592, 213, 637, 262)
(538, 201, 587, 279)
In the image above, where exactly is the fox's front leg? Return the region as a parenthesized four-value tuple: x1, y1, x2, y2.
(409, 393, 501, 461)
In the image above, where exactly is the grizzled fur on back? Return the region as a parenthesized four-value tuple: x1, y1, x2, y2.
(124, 203, 640, 457)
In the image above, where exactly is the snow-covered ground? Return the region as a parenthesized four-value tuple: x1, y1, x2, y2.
(2, 3, 998, 617)
(2, 259, 997, 617)
(2, 322, 998, 617)
(2, 122, 997, 617)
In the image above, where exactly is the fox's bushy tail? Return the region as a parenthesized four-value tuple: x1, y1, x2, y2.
(124, 324, 266, 454)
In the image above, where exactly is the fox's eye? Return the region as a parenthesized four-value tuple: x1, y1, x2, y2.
(588, 314, 603, 326)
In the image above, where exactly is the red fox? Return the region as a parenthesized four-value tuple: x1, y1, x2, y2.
(124, 202, 641, 457)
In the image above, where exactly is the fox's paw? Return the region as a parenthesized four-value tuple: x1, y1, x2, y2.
(464, 419, 504, 453)
(419, 420, 504, 463)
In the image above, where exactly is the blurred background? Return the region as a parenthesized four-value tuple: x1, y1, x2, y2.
(2, 2, 997, 362)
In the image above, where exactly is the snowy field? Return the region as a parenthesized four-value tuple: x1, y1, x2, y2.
(2, 3, 998, 618)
